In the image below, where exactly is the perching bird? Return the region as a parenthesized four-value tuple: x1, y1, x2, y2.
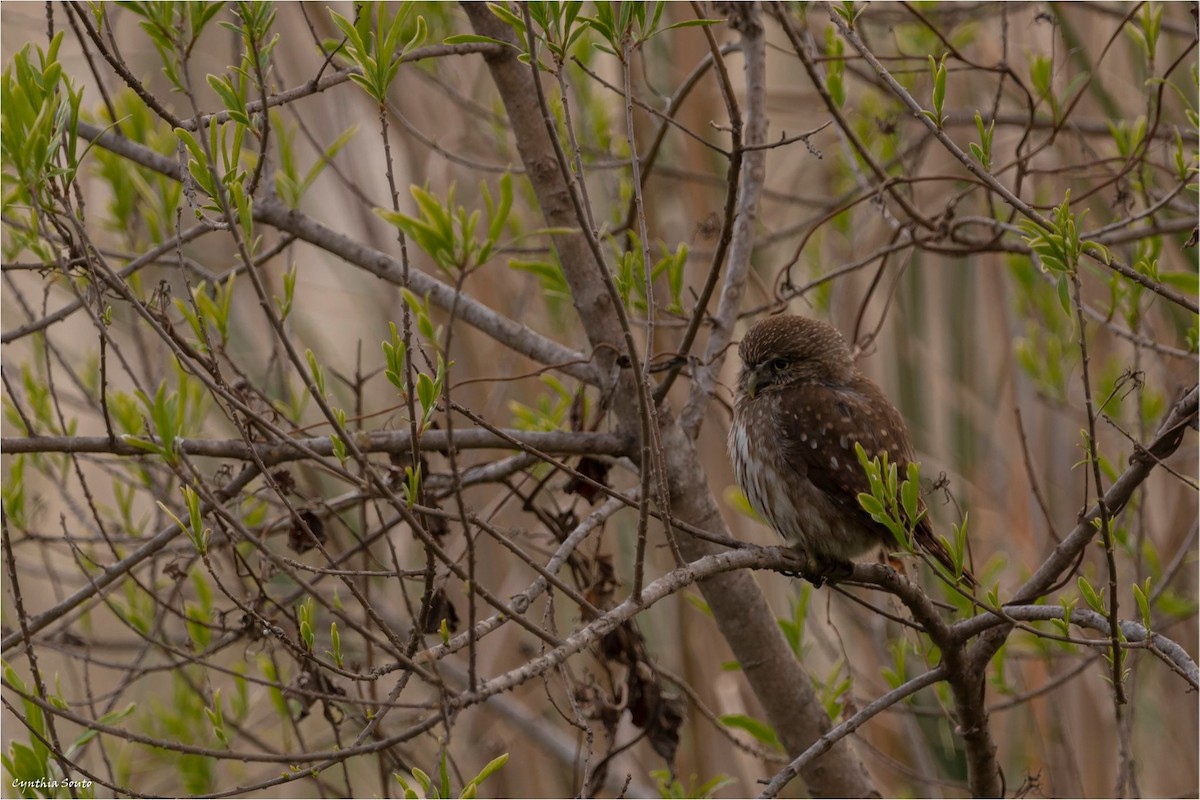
(728, 315, 976, 587)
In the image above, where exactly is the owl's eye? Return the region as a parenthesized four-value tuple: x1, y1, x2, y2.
(771, 358, 790, 372)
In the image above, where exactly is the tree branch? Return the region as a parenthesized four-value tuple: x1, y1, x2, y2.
(1, 428, 629, 462)
(70, 121, 602, 387)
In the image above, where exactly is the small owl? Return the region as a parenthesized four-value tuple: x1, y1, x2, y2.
(728, 315, 975, 586)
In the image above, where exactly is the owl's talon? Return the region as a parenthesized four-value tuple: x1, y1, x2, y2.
(772, 548, 809, 581)
(817, 556, 855, 584)
(773, 548, 851, 587)
(801, 571, 826, 588)
(785, 551, 853, 587)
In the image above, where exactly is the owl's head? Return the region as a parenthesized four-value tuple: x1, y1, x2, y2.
(736, 315, 854, 398)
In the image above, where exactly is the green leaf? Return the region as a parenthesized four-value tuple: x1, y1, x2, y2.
(1077, 576, 1105, 614)
(661, 18, 724, 31)
(67, 703, 136, 757)
(972, 110, 994, 170)
(329, 621, 342, 664)
(1132, 578, 1152, 630)
(417, 372, 435, 417)
(719, 714, 783, 752)
(443, 33, 512, 48)
(1160, 271, 1199, 295)
(382, 321, 409, 392)
(487, 172, 513, 245)
(411, 766, 432, 794)
(882, 640, 909, 688)
(929, 54, 947, 126)
(857, 492, 886, 520)
(900, 463, 920, 524)
(471, 753, 509, 789)
(684, 592, 712, 616)
(4, 663, 47, 770)
(5, 742, 47, 785)
(306, 348, 326, 396)
(487, 2, 526, 38)
(1056, 273, 1071, 315)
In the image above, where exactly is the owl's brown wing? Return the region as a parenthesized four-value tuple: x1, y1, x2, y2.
(780, 377, 977, 587)
(778, 378, 913, 542)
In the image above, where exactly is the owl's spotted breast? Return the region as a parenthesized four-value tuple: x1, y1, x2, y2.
(730, 382, 886, 561)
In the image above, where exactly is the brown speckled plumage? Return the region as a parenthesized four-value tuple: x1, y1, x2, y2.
(728, 315, 975, 586)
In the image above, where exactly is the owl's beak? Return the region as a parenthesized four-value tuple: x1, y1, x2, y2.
(744, 365, 768, 399)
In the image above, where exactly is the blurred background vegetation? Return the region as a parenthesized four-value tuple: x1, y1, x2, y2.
(1, 2, 1196, 798)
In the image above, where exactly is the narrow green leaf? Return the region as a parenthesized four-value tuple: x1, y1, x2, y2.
(444, 33, 512, 47)
(1077, 576, 1105, 614)
(473, 753, 509, 787)
(720, 714, 783, 752)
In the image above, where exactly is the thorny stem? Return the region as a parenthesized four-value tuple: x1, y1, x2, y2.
(438, 266, 481, 691)
(621, 29, 683, 588)
(376, 73, 442, 696)
(1070, 268, 1127, 709)
(672, 0, 747, 431)
(517, 4, 663, 604)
